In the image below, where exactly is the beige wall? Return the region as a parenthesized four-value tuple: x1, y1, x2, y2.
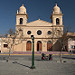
(16, 14, 27, 25)
(1, 38, 13, 53)
(13, 38, 55, 52)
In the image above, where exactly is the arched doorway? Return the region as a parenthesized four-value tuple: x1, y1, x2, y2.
(47, 41, 52, 51)
(37, 41, 42, 51)
(26, 41, 32, 51)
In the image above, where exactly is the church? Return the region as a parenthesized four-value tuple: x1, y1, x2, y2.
(1, 3, 64, 53)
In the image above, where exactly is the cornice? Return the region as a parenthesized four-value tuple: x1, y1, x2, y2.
(16, 14, 28, 19)
(15, 37, 60, 39)
(16, 25, 64, 27)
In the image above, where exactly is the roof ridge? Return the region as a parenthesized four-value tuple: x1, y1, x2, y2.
(27, 19, 52, 24)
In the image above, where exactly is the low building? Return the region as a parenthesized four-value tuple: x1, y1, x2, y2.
(64, 32, 75, 52)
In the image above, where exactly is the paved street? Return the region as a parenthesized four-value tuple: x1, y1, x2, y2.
(0, 55, 75, 75)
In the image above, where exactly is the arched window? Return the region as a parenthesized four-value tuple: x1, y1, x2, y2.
(56, 18, 60, 25)
(26, 41, 32, 51)
(20, 18, 23, 24)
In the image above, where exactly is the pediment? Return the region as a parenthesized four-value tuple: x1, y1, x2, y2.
(26, 19, 52, 26)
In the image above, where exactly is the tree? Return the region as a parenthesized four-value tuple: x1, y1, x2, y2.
(2, 28, 15, 62)
(64, 25, 72, 33)
(8, 28, 15, 35)
(51, 27, 63, 63)
(57, 25, 72, 63)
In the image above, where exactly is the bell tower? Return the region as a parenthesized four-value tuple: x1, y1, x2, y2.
(51, 3, 63, 25)
(16, 4, 28, 25)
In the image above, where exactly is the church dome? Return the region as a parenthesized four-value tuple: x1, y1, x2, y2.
(19, 4, 26, 14)
(53, 3, 62, 14)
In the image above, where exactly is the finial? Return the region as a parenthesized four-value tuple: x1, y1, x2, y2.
(22, 4, 24, 6)
(55, 3, 57, 6)
(38, 19, 40, 20)
(55, 1, 57, 6)
(17, 10, 18, 14)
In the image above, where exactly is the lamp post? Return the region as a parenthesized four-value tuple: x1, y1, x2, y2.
(31, 35, 35, 69)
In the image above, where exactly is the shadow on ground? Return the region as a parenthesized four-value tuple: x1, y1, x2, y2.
(62, 57, 75, 60)
(12, 61, 31, 69)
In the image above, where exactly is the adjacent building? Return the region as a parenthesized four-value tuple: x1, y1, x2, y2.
(64, 32, 75, 52)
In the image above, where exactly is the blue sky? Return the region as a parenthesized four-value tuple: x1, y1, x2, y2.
(0, 0, 75, 34)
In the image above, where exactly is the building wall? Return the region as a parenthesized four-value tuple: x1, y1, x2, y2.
(1, 21, 63, 53)
(68, 38, 75, 52)
(0, 38, 1, 52)
(1, 38, 14, 53)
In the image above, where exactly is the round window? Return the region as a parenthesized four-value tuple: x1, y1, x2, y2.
(37, 30, 42, 35)
(48, 31, 51, 35)
(27, 31, 31, 35)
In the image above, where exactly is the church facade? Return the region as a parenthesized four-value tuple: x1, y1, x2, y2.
(1, 4, 64, 53)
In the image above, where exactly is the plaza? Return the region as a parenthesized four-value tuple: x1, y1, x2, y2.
(0, 55, 75, 75)
(0, 1, 75, 75)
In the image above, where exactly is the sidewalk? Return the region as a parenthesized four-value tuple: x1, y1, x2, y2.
(0, 55, 75, 75)
(0, 51, 75, 56)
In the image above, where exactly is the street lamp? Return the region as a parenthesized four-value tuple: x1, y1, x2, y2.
(30, 35, 35, 69)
